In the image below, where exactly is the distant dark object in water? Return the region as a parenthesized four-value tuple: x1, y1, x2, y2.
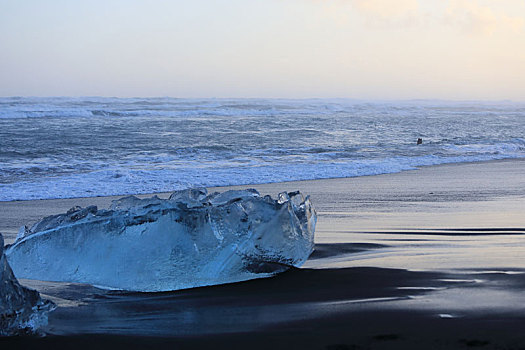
(417, 138, 423, 145)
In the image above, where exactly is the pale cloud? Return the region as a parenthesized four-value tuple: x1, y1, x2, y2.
(317, 0, 525, 36)
(351, 0, 420, 20)
(314, 0, 421, 27)
(445, 0, 525, 36)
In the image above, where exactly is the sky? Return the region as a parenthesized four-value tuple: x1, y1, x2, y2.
(1, 0, 524, 100)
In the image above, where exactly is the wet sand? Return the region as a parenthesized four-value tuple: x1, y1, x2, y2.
(1, 159, 525, 349)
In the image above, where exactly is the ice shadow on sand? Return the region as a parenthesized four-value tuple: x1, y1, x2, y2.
(31, 265, 447, 338)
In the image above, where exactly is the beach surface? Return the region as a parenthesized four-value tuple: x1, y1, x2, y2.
(2, 159, 525, 349)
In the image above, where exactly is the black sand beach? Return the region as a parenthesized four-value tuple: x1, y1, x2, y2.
(1, 159, 525, 349)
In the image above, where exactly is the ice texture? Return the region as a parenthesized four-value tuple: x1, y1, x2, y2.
(6, 189, 316, 292)
(0, 233, 55, 336)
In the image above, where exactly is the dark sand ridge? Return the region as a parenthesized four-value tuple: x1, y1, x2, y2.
(1, 159, 525, 349)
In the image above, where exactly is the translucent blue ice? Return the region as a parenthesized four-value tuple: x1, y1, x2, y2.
(1, 234, 54, 335)
(6, 189, 316, 292)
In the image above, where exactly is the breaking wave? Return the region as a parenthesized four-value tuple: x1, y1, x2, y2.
(0, 97, 524, 201)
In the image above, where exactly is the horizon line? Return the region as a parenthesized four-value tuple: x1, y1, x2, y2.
(1, 95, 524, 104)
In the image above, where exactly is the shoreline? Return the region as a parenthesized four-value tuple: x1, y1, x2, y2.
(1, 157, 524, 203)
(1, 158, 524, 245)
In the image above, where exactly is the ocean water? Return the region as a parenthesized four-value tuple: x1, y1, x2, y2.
(1, 97, 524, 201)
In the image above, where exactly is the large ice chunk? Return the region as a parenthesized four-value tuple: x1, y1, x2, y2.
(6, 189, 316, 292)
(1, 233, 54, 336)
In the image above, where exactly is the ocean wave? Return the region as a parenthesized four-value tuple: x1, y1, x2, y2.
(1, 153, 523, 201)
(1, 98, 524, 201)
(2, 97, 524, 119)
